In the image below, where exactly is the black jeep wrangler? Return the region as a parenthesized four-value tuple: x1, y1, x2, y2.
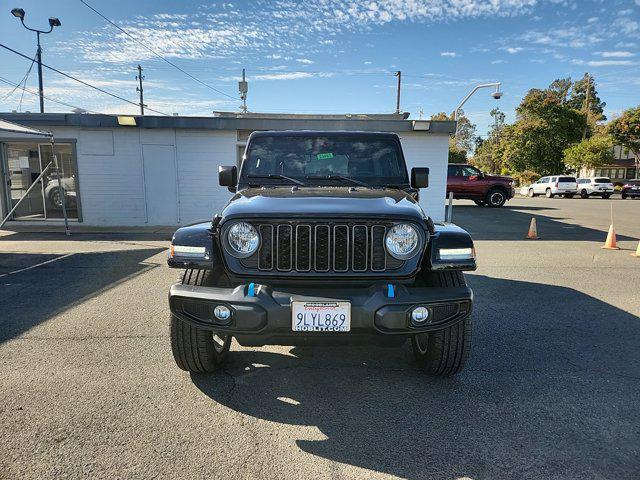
(167, 131, 476, 376)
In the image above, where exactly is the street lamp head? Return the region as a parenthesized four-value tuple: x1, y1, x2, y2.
(11, 7, 25, 19)
(48, 17, 61, 27)
(492, 91, 503, 100)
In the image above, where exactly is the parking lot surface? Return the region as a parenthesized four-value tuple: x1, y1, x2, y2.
(1, 196, 639, 479)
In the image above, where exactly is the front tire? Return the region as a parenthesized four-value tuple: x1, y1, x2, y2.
(580, 189, 588, 199)
(622, 194, 628, 199)
(528, 188, 535, 198)
(170, 269, 231, 373)
(485, 188, 507, 208)
(411, 271, 472, 376)
(602, 194, 611, 199)
(545, 188, 553, 198)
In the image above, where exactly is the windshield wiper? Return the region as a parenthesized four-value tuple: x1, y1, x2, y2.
(305, 175, 372, 188)
(246, 174, 306, 186)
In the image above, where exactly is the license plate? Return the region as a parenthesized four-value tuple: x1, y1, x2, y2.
(291, 301, 351, 332)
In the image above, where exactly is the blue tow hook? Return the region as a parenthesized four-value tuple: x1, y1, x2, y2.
(247, 282, 256, 297)
(387, 284, 395, 298)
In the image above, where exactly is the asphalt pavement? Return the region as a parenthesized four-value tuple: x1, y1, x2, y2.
(1, 196, 639, 479)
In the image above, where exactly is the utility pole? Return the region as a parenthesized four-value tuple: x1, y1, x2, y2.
(583, 73, 591, 140)
(394, 71, 401, 114)
(239, 68, 248, 114)
(136, 64, 145, 115)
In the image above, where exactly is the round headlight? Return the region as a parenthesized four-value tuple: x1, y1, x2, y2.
(227, 222, 259, 257)
(385, 223, 420, 260)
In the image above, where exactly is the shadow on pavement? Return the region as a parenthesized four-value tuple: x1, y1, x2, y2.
(0, 248, 164, 342)
(453, 205, 638, 241)
(191, 274, 640, 479)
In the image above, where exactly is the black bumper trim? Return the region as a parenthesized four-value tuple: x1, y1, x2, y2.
(169, 282, 473, 346)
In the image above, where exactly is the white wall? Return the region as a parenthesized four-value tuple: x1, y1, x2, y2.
(399, 132, 448, 221)
(175, 130, 236, 223)
(5, 126, 448, 225)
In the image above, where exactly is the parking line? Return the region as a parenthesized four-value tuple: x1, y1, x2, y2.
(0, 253, 74, 278)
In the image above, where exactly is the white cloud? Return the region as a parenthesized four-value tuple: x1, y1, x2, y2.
(491, 60, 507, 64)
(572, 59, 637, 66)
(503, 47, 523, 53)
(66, 0, 543, 65)
(597, 51, 635, 57)
(296, 58, 314, 64)
(440, 51, 457, 57)
(363, 61, 372, 65)
(587, 17, 598, 23)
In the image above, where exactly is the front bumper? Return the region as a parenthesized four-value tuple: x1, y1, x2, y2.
(169, 282, 473, 346)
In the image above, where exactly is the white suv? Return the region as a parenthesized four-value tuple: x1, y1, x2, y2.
(527, 176, 578, 198)
(576, 177, 614, 199)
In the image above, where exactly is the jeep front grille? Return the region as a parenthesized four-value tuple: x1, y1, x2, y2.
(243, 221, 403, 274)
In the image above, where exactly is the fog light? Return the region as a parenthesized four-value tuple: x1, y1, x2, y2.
(411, 306, 430, 325)
(213, 305, 231, 321)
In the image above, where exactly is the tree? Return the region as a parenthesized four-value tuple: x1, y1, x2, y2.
(568, 73, 606, 120)
(448, 141, 468, 163)
(609, 106, 640, 174)
(431, 110, 477, 157)
(546, 77, 572, 104)
(563, 135, 614, 173)
(470, 108, 507, 173)
(502, 87, 586, 175)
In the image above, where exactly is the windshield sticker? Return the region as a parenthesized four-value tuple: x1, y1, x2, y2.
(316, 153, 334, 160)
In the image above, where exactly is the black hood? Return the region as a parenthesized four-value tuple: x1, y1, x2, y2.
(220, 187, 426, 222)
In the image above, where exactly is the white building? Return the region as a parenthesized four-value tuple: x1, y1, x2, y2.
(0, 112, 455, 227)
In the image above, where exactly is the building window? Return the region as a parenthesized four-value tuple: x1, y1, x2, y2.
(3, 142, 79, 221)
(627, 168, 637, 180)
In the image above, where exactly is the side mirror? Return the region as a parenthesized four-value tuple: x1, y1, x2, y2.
(411, 167, 429, 189)
(218, 165, 237, 192)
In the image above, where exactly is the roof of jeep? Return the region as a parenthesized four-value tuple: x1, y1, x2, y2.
(248, 130, 400, 139)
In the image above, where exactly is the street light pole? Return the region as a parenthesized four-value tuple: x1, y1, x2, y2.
(36, 31, 44, 113)
(10, 8, 62, 113)
(453, 82, 502, 137)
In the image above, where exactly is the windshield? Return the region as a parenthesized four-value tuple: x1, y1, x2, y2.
(240, 135, 408, 187)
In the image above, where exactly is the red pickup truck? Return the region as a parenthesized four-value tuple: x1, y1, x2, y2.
(447, 164, 515, 208)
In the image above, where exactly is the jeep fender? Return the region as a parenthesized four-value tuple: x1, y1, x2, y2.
(167, 219, 222, 270)
(425, 223, 477, 271)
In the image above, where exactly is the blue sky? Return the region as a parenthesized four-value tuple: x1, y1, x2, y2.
(1, 0, 639, 135)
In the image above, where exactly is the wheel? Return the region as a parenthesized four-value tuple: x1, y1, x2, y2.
(580, 189, 588, 199)
(622, 194, 628, 199)
(545, 188, 553, 198)
(473, 200, 486, 207)
(411, 271, 472, 376)
(564, 193, 575, 199)
(485, 188, 507, 208)
(170, 269, 231, 373)
(528, 188, 535, 198)
(602, 194, 611, 199)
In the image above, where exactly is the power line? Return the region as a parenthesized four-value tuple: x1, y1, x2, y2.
(0, 43, 171, 115)
(0, 76, 102, 113)
(79, 0, 237, 101)
(1, 50, 37, 101)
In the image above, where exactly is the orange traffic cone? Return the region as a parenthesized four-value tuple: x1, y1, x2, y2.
(525, 217, 538, 240)
(602, 224, 620, 250)
(631, 241, 640, 257)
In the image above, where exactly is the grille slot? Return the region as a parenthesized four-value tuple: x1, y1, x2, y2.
(252, 222, 402, 274)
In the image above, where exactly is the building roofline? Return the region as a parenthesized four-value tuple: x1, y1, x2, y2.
(0, 112, 456, 134)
